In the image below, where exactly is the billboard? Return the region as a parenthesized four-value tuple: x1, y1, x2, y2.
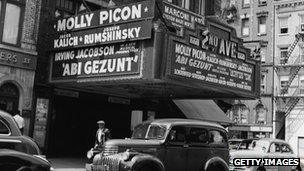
(51, 42, 142, 81)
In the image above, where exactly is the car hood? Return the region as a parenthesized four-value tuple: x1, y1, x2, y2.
(230, 150, 266, 158)
(104, 139, 163, 147)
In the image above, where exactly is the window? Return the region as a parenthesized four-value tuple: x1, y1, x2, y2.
(261, 74, 266, 93)
(241, 18, 250, 36)
(242, 0, 250, 8)
(168, 126, 187, 143)
(269, 143, 281, 153)
(280, 47, 288, 64)
(279, 17, 289, 34)
(258, 0, 267, 6)
(209, 130, 227, 146)
(55, 0, 76, 17)
(281, 144, 292, 153)
(280, 76, 289, 94)
(188, 127, 208, 144)
(260, 48, 266, 62)
(0, 0, 25, 46)
(0, 120, 10, 135)
(167, 0, 204, 15)
(300, 76, 304, 94)
(258, 16, 266, 35)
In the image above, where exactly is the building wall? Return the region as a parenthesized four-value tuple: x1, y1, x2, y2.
(0, 0, 41, 136)
(274, 0, 304, 155)
(224, 0, 274, 138)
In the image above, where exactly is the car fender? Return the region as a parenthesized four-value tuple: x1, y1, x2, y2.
(204, 156, 229, 171)
(120, 152, 165, 171)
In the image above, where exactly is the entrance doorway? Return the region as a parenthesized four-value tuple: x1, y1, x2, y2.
(47, 91, 132, 157)
(0, 83, 19, 114)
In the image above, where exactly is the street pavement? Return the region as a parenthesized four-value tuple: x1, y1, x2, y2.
(49, 158, 86, 171)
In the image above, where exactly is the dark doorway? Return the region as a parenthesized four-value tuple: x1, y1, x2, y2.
(47, 92, 132, 157)
(0, 83, 19, 115)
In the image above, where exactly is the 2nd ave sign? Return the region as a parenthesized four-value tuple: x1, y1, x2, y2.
(53, 1, 154, 33)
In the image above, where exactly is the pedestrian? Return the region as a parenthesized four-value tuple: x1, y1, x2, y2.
(13, 110, 25, 134)
(94, 120, 111, 148)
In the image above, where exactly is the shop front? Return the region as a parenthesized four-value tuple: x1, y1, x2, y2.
(36, 0, 260, 156)
(0, 47, 37, 136)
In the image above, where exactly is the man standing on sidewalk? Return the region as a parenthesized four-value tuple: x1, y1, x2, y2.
(94, 120, 111, 148)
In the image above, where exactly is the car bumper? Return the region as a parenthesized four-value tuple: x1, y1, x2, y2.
(86, 163, 93, 171)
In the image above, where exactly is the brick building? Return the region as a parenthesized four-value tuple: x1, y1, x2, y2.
(223, 0, 274, 139)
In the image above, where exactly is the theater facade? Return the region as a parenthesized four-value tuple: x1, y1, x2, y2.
(34, 0, 260, 156)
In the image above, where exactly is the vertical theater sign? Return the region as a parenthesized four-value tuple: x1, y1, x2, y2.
(49, 1, 260, 99)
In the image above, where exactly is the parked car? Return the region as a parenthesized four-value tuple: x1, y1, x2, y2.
(236, 138, 259, 150)
(228, 139, 243, 150)
(0, 110, 41, 155)
(88, 118, 230, 171)
(0, 110, 53, 170)
(229, 138, 301, 171)
(0, 149, 52, 171)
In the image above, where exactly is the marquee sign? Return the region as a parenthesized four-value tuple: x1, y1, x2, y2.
(53, 1, 154, 33)
(162, 1, 205, 30)
(53, 20, 152, 50)
(167, 39, 255, 92)
(51, 42, 141, 81)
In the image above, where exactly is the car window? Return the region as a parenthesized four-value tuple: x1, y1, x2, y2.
(0, 142, 27, 153)
(0, 120, 10, 135)
(168, 126, 186, 143)
(188, 127, 208, 144)
(281, 144, 292, 153)
(209, 130, 227, 146)
(269, 142, 281, 153)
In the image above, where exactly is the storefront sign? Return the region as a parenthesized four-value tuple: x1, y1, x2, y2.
(0, 48, 37, 70)
(250, 126, 272, 132)
(169, 41, 254, 92)
(162, 1, 205, 30)
(51, 42, 141, 81)
(53, 1, 154, 33)
(53, 20, 152, 50)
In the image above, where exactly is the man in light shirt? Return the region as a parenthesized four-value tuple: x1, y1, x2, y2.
(94, 120, 111, 148)
(13, 110, 25, 134)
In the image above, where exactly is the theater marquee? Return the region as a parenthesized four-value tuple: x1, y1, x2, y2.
(49, 0, 260, 98)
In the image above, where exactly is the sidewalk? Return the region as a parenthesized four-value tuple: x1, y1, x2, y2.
(48, 158, 86, 171)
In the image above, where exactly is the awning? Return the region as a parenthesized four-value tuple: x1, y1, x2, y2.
(173, 100, 233, 126)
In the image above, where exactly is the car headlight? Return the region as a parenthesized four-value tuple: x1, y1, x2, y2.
(121, 150, 131, 161)
(87, 149, 94, 159)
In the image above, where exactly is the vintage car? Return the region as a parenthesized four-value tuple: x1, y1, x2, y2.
(229, 138, 301, 171)
(88, 118, 229, 171)
(0, 149, 53, 171)
(0, 110, 53, 170)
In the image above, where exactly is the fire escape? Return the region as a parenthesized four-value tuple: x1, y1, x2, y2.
(275, 32, 304, 139)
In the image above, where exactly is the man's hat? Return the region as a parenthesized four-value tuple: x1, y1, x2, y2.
(97, 120, 105, 124)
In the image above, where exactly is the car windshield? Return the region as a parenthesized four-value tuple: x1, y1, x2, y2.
(229, 140, 242, 150)
(132, 123, 167, 140)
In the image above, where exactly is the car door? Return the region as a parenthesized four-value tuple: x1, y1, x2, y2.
(164, 125, 188, 171)
(266, 142, 281, 171)
(186, 126, 211, 171)
(280, 143, 296, 171)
